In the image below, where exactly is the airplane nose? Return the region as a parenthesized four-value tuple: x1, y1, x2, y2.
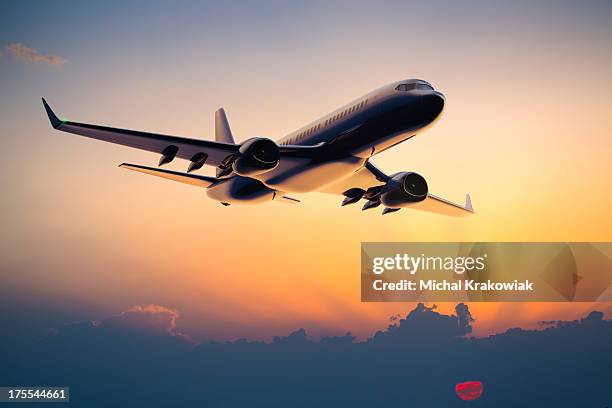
(425, 91, 445, 118)
(410, 91, 445, 127)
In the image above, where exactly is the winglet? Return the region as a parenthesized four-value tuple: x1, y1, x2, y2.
(42, 98, 62, 129)
(465, 193, 474, 212)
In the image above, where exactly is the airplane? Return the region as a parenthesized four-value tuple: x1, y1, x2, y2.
(42, 79, 473, 216)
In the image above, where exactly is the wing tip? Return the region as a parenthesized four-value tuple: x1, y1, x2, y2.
(465, 193, 474, 213)
(42, 98, 61, 129)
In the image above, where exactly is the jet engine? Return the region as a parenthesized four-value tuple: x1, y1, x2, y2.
(232, 137, 280, 176)
(379, 172, 428, 207)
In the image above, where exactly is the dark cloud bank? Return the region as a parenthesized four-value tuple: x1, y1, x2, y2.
(1, 303, 610, 407)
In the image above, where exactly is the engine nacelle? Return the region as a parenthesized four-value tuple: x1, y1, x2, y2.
(232, 137, 280, 176)
(380, 172, 428, 207)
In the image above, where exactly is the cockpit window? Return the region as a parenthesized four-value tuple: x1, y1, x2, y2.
(416, 83, 434, 90)
(396, 83, 434, 91)
(396, 83, 413, 91)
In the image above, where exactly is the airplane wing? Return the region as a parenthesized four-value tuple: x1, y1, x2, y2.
(119, 163, 301, 204)
(42, 99, 320, 168)
(319, 160, 474, 217)
(119, 163, 219, 188)
(409, 193, 473, 217)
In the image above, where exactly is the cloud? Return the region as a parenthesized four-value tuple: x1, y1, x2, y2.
(1, 304, 611, 407)
(6, 43, 67, 67)
(46, 304, 194, 344)
(103, 304, 182, 335)
(538, 310, 605, 328)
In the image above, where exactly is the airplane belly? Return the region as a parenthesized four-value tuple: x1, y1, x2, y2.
(206, 176, 275, 204)
(259, 156, 366, 193)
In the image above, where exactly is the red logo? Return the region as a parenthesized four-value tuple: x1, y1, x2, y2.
(455, 381, 483, 401)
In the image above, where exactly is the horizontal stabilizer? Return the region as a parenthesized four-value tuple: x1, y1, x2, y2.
(119, 163, 219, 188)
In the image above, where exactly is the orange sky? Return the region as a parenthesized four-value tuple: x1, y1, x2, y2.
(1, 2, 612, 341)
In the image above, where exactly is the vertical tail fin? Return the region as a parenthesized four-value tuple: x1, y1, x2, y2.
(215, 108, 235, 177)
(215, 108, 234, 144)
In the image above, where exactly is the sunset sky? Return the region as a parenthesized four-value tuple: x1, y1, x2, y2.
(1, 1, 612, 343)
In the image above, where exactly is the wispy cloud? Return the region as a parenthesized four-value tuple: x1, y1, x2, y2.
(6, 43, 66, 67)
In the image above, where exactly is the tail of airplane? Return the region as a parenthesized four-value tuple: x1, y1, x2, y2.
(215, 108, 234, 177)
(215, 108, 234, 144)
